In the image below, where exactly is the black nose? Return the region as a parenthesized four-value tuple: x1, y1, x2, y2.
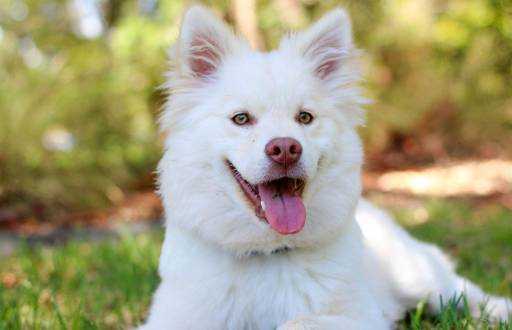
(265, 137, 302, 168)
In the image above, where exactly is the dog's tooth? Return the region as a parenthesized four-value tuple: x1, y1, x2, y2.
(260, 201, 266, 211)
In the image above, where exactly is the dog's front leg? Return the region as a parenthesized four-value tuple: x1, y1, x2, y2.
(277, 314, 390, 330)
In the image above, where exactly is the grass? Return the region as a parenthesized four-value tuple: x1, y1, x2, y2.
(1, 198, 511, 329)
(390, 198, 512, 329)
(0, 232, 161, 329)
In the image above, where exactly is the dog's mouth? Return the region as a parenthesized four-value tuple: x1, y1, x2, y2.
(227, 161, 306, 235)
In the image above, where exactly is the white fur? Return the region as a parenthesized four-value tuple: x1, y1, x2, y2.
(140, 6, 511, 329)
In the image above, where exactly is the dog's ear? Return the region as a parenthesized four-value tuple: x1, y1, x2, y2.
(281, 9, 354, 80)
(177, 6, 245, 79)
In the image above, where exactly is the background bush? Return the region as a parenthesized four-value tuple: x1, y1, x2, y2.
(1, 0, 511, 213)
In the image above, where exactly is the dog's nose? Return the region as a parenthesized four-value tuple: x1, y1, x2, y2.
(265, 137, 302, 168)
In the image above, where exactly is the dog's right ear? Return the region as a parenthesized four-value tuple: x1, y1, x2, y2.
(176, 6, 245, 79)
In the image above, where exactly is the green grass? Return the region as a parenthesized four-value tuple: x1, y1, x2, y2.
(391, 198, 512, 329)
(1, 199, 511, 329)
(0, 232, 161, 329)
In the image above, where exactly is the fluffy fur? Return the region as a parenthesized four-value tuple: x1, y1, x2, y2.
(139, 6, 511, 329)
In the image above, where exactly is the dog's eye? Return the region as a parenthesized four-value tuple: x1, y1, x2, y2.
(297, 111, 314, 125)
(231, 112, 251, 126)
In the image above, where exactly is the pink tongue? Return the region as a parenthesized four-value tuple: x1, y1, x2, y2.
(257, 179, 306, 235)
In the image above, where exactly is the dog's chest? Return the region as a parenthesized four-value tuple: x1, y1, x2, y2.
(198, 253, 344, 329)
(159, 229, 357, 329)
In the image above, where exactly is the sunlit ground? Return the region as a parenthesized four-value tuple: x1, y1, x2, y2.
(371, 160, 512, 197)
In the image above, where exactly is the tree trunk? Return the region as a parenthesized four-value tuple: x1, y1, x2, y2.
(231, 0, 264, 50)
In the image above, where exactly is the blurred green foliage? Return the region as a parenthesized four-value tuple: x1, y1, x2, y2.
(1, 0, 182, 210)
(1, 0, 512, 212)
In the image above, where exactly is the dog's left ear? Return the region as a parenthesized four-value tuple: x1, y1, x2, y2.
(281, 8, 354, 80)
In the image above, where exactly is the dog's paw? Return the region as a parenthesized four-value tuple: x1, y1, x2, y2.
(471, 296, 512, 323)
(277, 320, 316, 330)
(485, 296, 511, 322)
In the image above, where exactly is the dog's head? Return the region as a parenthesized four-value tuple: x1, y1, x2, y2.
(159, 6, 365, 255)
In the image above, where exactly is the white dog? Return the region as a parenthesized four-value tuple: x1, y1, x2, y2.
(139, 6, 511, 329)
